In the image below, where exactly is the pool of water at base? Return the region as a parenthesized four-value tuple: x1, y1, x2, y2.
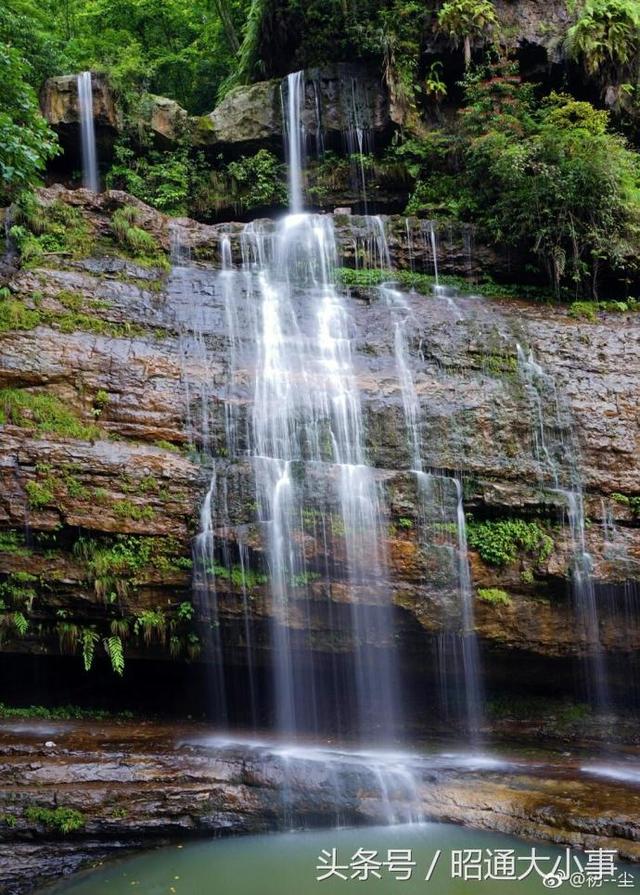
(43, 823, 636, 894)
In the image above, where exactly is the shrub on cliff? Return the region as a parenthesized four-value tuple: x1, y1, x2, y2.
(403, 64, 640, 297)
(461, 70, 640, 296)
(0, 46, 59, 202)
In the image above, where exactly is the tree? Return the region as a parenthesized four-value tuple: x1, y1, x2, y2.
(437, 0, 499, 68)
(0, 45, 59, 203)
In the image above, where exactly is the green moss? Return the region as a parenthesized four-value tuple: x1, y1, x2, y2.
(477, 587, 512, 606)
(25, 480, 55, 509)
(111, 206, 168, 268)
(11, 198, 93, 267)
(0, 530, 30, 556)
(467, 518, 553, 567)
(291, 571, 321, 586)
(482, 352, 517, 375)
(112, 500, 156, 522)
(0, 297, 41, 332)
(211, 563, 268, 589)
(25, 806, 86, 834)
(0, 702, 133, 720)
(0, 389, 102, 441)
(56, 290, 84, 311)
(334, 268, 551, 302)
(611, 492, 640, 517)
(154, 439, 180, 453)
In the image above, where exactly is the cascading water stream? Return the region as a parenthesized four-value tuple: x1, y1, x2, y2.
(282, 72, 305, 213)
(242, 212, 400, 741)
(377, 251, 484, 737)
(77, 71, 99, 192)
(516, 344, 610, 712)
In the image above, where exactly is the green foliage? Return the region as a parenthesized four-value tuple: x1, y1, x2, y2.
(0, 388, 101, 441)
(106, 144, 192, 215)
(0, 702, 133, 720)
(154, 439, 181, 453)
(0, 4, 64, 89)
(0, 572, 38, 608)
(335, 267, 551, 303)
(177, 601, 194, 621)
(477, 587, 512, 605)
(568, 297, 639, 319)
(75, 535, 191, 597)
(111, 205, 163, 261)
(25, 806, 86, 834)
(437, 0, 499, 67)
(211, 562, 268, 588)
(0, 45, 59, 201)
(459, 71, 640, 295)
(12, 611, 29, 636)
(25, 481, 55, 509)
(10, 195, 93, 265)
(611, 492, 640, 516)
(112, 500, 156, 522)
(81, 627, 99, 671)
(192, 149, 287, 214)
(566, 0, 640, 83)
(133, 609, 166, 645)
(18, 0, 249, 113)
(0, 293, 41, 332)
(467, 518, 553, 567)
(103, 635, 125, 675)
(0, 531, 30, 556)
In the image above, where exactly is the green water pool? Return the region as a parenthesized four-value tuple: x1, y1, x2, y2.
(44, 823, 636, 894)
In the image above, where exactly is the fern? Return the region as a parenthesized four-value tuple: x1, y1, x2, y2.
(12, 612, 29, 637)
(81, 628, 99, 671)
(103, 635, 125, 676)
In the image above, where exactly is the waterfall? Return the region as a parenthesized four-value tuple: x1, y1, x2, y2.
(169, 221, 191, 266)
(282, 72, 305, 213)
(184, 78, 403, 743)
(426, 222, 440, 289)
(516, 344, 610, 712)
(378, 253, 484, 736)
(345, 78, 372, 214)
(240, 212, 400, 740)
(77, 71, 99, 193)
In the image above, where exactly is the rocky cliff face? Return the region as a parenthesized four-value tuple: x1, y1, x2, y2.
(0, 188, 639, 713)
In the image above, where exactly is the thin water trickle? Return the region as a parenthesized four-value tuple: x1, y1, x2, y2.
(516, 343, 610, 712)
(77, 71, 99, 192)
(378, 246, 484, 737)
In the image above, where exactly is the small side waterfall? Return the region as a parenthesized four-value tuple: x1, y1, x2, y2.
(378, 248, 484, 737)
(77, 71, 99, 192)
(516, 345, 610, 712)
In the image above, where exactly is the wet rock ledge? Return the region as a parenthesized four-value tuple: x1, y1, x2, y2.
(1, 720, 639, 894)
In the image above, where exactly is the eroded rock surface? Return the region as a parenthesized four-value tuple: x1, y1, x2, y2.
(1, 721, 639, 895)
